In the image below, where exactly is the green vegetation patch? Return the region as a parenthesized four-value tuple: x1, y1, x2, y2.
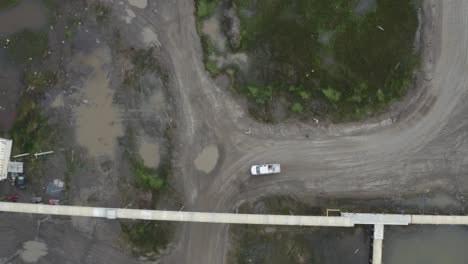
(9, 96, 49, 155)
(129, 157, 167, 192)
(120, 129, 175, 257)
(94, 2, 111, 23)
(229, 196, 371, 264)
(229, 0, 419, 121)
(197, 0, 217, 19)
(41, 0, 60, 26)
(120, 156, 173, 257)
(3, 30, 48, 63)
(230, 225, 312, 264)
(123, 48, 168, 89)
(121, 221, 173, 257)
(130, 48, 159, 73)
(195, 0, 224, 77)
(42, 0, 57, 10)
(196, 0, 218, 21)
(6, 68, 58, 176)
(10, 70, 57, 153)
(0, 0, 19, 10)
(206, 59, 221, 76)
(23, 70, 57, 93)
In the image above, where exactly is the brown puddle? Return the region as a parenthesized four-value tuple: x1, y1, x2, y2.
(194, 144, 219, 173)
(73, 48, 123, 157)
(138, 136, 160, 168)
(20, 240, 48, 263)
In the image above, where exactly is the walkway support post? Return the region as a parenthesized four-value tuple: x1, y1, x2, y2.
(372, 224, 384, 264)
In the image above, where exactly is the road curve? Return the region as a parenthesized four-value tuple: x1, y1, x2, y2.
(153, 0, 468, 263)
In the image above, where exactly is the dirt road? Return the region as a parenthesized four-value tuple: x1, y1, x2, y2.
(142, 0, 468, 262)
(0, 0, 463, 262)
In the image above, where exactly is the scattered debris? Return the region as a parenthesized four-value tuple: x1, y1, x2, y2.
(31, 197, 43, 204)
(34, 151, 54, 158)
(48, 199, 60, 205)
(12, 153, 29, 158)
(46, 179, 65, 197)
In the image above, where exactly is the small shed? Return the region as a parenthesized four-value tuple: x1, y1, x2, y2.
(0, 138, 12, 180)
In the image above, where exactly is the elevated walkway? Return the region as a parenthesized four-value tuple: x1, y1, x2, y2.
(1, 202, 468, 264)
(0, 202, 466, 226)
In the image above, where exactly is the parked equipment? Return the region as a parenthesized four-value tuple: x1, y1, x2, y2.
(31, 197, 43, 204)
(15, 176, 26, 190)
(6, 195, 19, 202)
(48, 199, 60, 205)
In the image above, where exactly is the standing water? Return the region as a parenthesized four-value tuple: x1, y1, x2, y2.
(383, 225, 468, 264)
(0, 0, 47, 35)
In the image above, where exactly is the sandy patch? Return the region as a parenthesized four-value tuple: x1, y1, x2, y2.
(51, 93, 64, 108)
(128, 0, 147, 9)
(20, 241, 48, 263)
(142, 27, 161, 48)
(210, 52, 248, 69)
(139, 137, 160, 168)
(194, 144, 219, 173)
(123, 7, 136, 24)
(149, 89, 165, 105)
(142, 88, 166, 113)
(74, 48, 123, 157)
(203, 15, 226, 52)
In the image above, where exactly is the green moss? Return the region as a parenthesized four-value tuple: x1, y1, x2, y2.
(0, 0, 18, 10)
(42, 0, 57, 10)
(322, 87, 342, 103)
(4, 30, 48, 63)
(247, 84, 273, 104)
(95, 2, 111, 23)
(65, 30, 72, 40)
(196, 0, 218, 20)
(291, 102, 303, 113)
(65, 18, 81, 41)
(23, 71, 57, 93)
(206, 60, 221, 76)
(377, 89, 385, 102)
(199, 34, 225, 77)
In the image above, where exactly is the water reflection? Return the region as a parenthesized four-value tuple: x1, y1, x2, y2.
(384, 225, 468, 264)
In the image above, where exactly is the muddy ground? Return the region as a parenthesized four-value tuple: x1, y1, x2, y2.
(0, 0, 179, 262)
(1, 0, 468, 264)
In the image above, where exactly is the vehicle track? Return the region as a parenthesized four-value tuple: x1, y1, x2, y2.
(144, 0, 468, 263)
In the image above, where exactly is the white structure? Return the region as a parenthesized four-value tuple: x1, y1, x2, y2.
(7, 161, 23, 174)
(0, 138, 12, 180)
(2, 204, 468, 264)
